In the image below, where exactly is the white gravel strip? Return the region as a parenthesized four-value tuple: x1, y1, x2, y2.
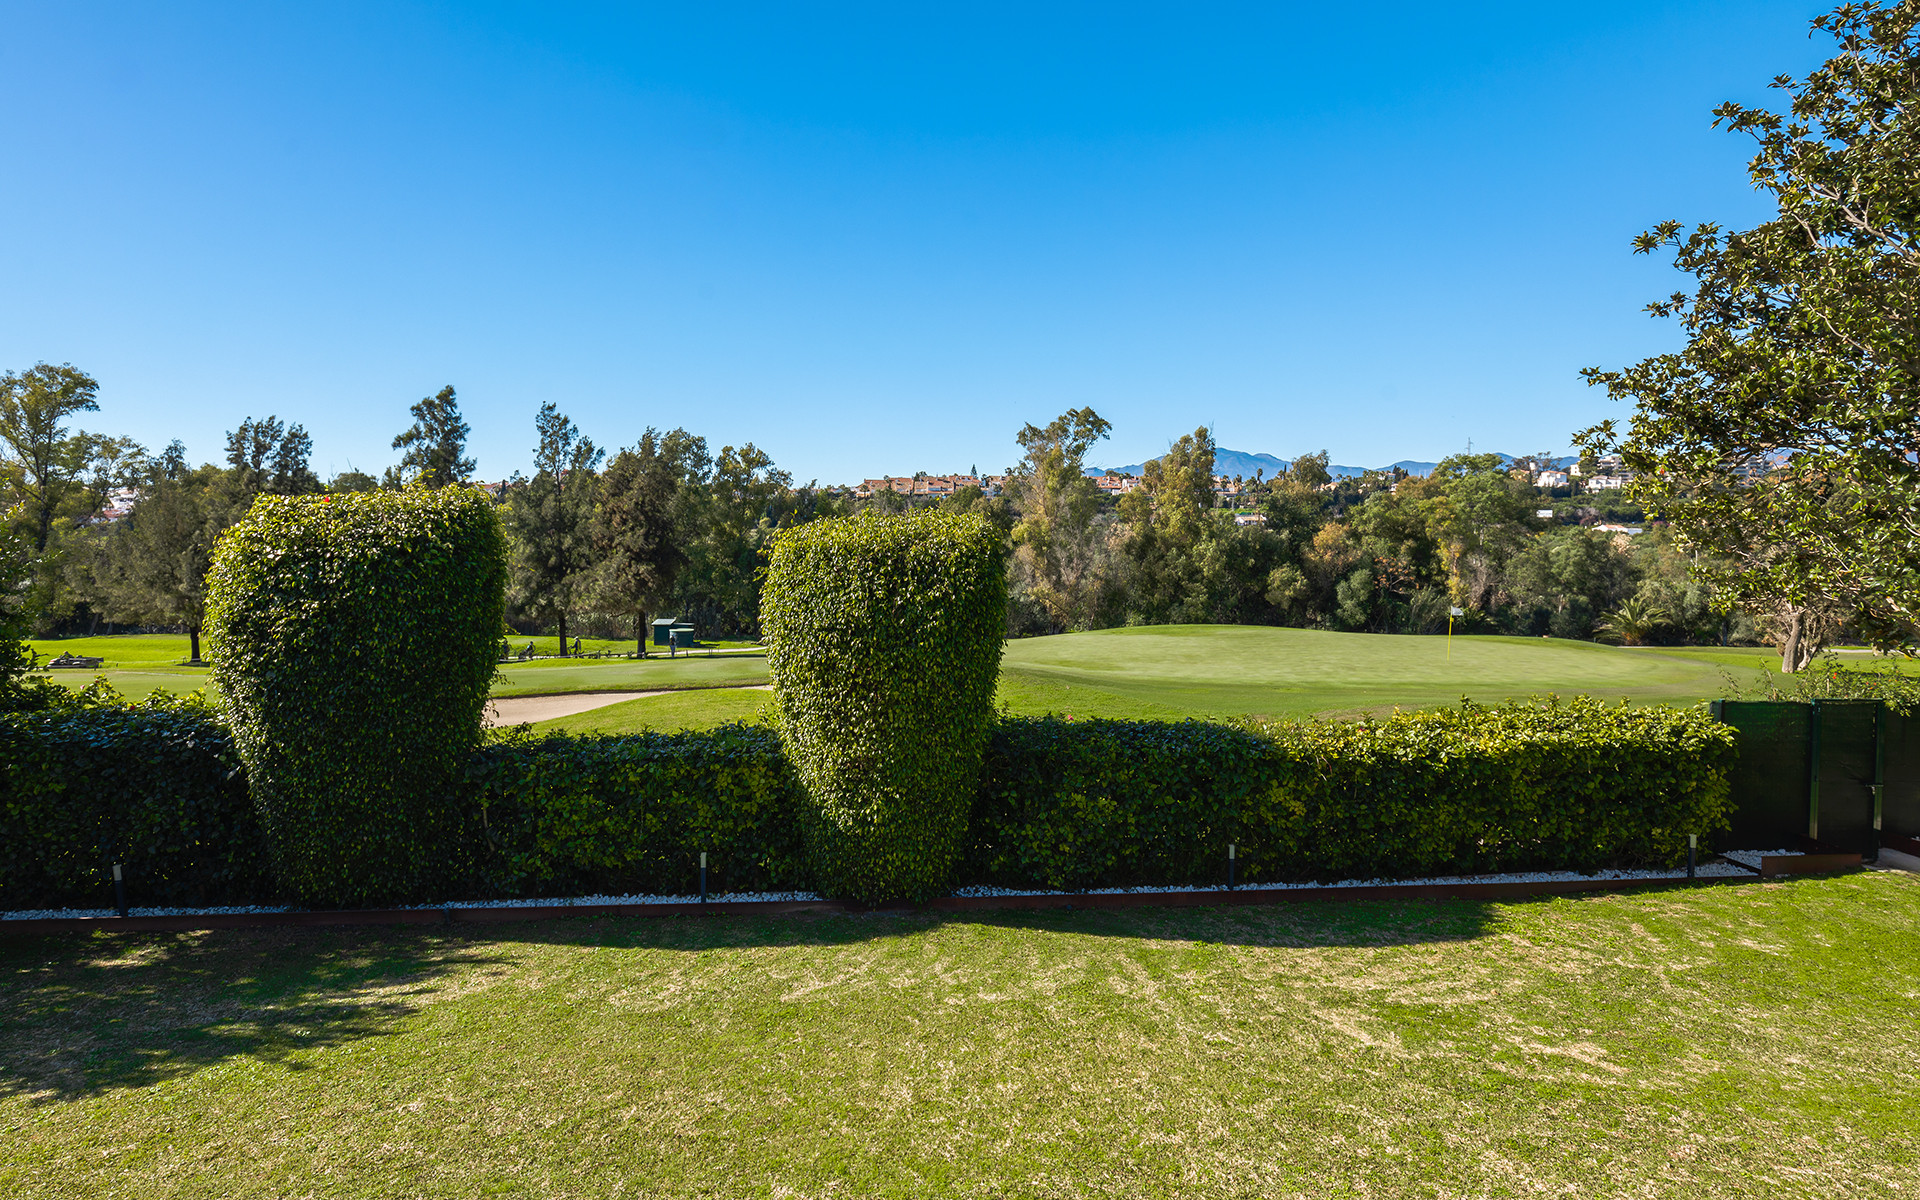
(3, 904, 298, 921)
(951, 860, 1752, 898)
(6, 858, 1777, 922)
(1719, 849, 1803, 870)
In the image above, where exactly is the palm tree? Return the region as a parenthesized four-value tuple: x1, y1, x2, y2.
(1596, 597, 1668, 646)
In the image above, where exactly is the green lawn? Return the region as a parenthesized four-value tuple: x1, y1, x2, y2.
(997, 625, 1772, 720)
(25, 633, 207, 667)
(492, 654, 769, 698)
(541, 626, 1782, 734)
(532, 685, 773, 734)
(28, 637, 770, 701)
(4, 873, 1914, 1197)
(35, 625, 1912, 722)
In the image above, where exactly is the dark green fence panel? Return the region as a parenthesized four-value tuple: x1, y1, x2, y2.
(1711, 698, 1920, 854)
(1813, 700, 1881, 856)
(1882, 707, 1920, 841)
(1710, 701, 1810, 850)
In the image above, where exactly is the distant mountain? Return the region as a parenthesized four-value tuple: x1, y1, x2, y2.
(1088, 449, 1578, 480)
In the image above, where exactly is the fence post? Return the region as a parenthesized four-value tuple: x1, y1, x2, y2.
(1870, 703, 1886, 863)
(1807, 699, 1822, 843)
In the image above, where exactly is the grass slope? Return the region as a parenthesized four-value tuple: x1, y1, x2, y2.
(4, 873, 1915, 1197)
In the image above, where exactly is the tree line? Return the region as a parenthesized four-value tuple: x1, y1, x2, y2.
(7, 3, 1917, 677)
(0, 367, 1782, 665)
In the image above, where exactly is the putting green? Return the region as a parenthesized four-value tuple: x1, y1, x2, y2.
(996, 625, 1744, 720)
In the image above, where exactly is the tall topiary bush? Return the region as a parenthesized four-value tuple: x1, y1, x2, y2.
(762, 509, 1007, 902)
(205, 487, 507, 906)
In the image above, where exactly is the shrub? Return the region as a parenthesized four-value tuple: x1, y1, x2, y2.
(205, 487, 508, 906)
(0, 694, 269, 910)
(761, 510, 1007, 902)
(966, 718, 1275, 891)
(970, 699, 1737, 891)
(467, 724, 808, 897)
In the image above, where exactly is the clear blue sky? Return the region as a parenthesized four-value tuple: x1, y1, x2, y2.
(0, 1, 1833, 483)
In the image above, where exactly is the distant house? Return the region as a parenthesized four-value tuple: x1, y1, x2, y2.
(1534, 470, 1569, 488)
(854, 473, 985, 499)
(1232, 512, 1266, 526)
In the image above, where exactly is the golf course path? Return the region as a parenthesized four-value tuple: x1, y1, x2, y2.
(486, 686, 771, 728)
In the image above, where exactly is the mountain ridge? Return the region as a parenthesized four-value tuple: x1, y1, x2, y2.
(1088, 448, 1578, 480)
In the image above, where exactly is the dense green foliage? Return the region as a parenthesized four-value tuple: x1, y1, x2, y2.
(1583, 1, 1920, 663)
(12, 376, 1763, 659)
(1, 520, 65, 713)
(467, 724, 807, 897)
(965, 717, 1272, 890)
(763, 510, 1008, 902)
(3, 693, 1742, 910)
(205, 487, 507, 906)
(0, 693, 269, 909)
(970, 700, 1737, 891)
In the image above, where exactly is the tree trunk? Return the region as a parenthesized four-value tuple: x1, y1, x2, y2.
(188, 625, 202, 664)
(636, 610, 647, 659)
(557, 610, 568, 658)
(1779, 605, 1819, 673)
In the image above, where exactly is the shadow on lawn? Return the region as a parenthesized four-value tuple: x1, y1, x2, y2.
(0, 896, 1505, 1103)
(0, 928, 506, 1104)
(477, 894, 1508, 955)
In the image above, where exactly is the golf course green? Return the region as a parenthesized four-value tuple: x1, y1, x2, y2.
(30, 625, 1910, 733)
(995, 625, 1776, 720)
(535, 624, 1854, 734)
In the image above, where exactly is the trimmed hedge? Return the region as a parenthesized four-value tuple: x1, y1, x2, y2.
(969, 700, 1737, 891)
(762, 510, 1007, 903)
(0, 696, 270, 910)
(0, 696, 1739, 911)
(467, 725, 808, 898)
(205, 487, 508, 906)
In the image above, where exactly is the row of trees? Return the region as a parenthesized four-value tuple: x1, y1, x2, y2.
(980, 414, 1742, 646)
(0, 374, 835, 656)
(0, 364, 1870, 669)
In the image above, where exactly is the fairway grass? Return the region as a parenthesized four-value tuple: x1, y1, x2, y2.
(4, 873, 1915, 1197)
(1001, 625, 1755, 720)
(35, 626, 1914, 720)
(532, 685, 773, 734)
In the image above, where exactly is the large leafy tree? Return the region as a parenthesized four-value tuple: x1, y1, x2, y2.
(389, 385, 475, 488)
(668, 443, 793, 636)
(592, 427, 704, 655)
(225, 416, 321, 496)
(505, 403, 603, 653)
(0, 363, 100, 554)
(81, 429, 307, 661)
(87, 454, 243, 663)
(1006, 407, 1112, 632)
(1117, 425, 1217, 622)
(0, 363, 149, 624)
(0, 515, 62, 711)
(1581, 0, 1920, 669)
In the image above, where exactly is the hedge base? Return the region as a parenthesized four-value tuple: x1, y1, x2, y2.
(0, 868, 1818, 935)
